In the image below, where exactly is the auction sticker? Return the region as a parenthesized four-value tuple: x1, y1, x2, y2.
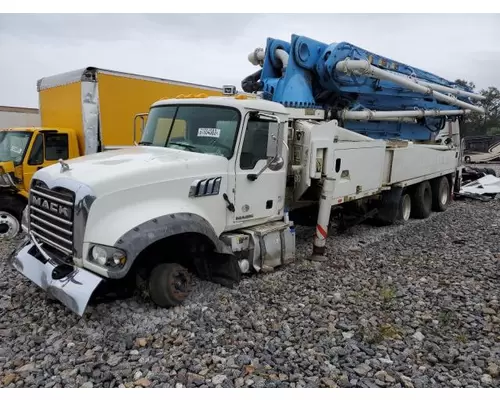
(197, 128, 221, 138)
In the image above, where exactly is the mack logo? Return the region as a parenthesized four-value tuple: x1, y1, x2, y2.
(32, 195, 71, 219)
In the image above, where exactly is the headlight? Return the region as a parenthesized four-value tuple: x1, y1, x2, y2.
(0, 172, 14, 187)
(88, 244, 127, 268)
(91, 246, 108, 265)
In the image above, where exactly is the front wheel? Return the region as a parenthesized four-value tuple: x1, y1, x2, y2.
(148, 263, 192, 307)
(0, 196, 26, 240)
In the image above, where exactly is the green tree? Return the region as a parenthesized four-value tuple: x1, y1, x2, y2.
(453, 80, 500, 137)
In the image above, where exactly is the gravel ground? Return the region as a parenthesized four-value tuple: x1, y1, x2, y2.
(1, 166, 499, 388)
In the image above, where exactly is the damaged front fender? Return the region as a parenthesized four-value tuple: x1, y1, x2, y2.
(115, 212, 241, 286)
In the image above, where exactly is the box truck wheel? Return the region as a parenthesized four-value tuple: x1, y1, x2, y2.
(0, 196, 25, 239)
(148, 262, 191, 307)
(411, 181, 432, 219)
(431, 176, 450, 212)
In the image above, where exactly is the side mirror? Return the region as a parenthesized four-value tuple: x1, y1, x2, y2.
(133, 113, 149, 145)
(247, 113, 287, 181)
(266, 119, 280, 158)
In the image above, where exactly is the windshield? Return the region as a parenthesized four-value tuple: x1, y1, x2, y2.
(140, 105, 241, 158)
(0, 131, 32, 165)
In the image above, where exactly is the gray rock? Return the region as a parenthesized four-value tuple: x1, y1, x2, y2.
(235, 378, 245, 388)
(354, 363, 372, 376)
(107, 355, 122, 367)
(374, 370, 396, 383)
(187, 373, 204, 386)
(480, 374, 493, 385)
(212, 375, 227, 385)
(16, 363, 36, 372)
(487, 363, 499, 378)
(342, 332, 354, 339)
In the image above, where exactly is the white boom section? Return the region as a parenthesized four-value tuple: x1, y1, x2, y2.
(335, 60, 485, 114)
(341, 108, 473, 121)
(410, 78, 485, 101)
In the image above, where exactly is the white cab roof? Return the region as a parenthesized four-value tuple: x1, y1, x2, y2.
(151, 96, 289, 115)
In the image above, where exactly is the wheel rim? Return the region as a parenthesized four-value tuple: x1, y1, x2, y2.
(0, 211, 20, 239)
(440, 186, 449, 205)
(402, 195, 411, 221)
(169, 269, 190, 300)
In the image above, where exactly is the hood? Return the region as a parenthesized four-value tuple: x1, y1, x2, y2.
(0, 160, 15, 174)
(34, 146, 229, 196)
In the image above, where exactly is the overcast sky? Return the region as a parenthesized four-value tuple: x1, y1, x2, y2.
(0, 13, 499, 108)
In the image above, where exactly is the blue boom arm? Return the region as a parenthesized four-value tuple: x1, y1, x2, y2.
(242, 34, 481, 141)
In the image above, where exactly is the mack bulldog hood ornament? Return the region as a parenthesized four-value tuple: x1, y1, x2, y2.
(58, 159, 71, 173)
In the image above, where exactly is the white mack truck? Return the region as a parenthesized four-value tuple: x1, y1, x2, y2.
(9, 34, 485, 316)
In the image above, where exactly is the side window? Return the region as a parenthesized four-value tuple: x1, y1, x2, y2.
(240, 118, 276, 170)
(28, 134, 44, 165)
(45, 133, 69, 160)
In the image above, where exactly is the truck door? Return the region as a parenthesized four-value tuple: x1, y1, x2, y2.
(22, 132, 70, 192)
(232, 112, 287, 225)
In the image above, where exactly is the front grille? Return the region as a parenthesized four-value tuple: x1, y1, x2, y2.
(29, 180, 75, 256)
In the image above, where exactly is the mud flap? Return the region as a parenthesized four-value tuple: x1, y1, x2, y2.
(207, 252, 241, 288)
(9, 243, 103, 316)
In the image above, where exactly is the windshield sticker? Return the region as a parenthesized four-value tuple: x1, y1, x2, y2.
(197, 128, 221, 138)
(10, 145, 23, 154)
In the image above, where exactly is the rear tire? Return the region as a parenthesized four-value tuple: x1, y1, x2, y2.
(398, 192, 412, 222)
(373, 188, 402, 226)
(411, 181, 432, 219)
(431, 177, 450, 212)
(148, 263, 191, 307)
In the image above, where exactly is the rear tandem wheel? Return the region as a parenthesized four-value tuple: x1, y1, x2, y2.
(411, 180, 433, 219)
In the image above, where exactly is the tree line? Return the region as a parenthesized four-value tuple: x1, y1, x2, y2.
(454, 79, 500, 137)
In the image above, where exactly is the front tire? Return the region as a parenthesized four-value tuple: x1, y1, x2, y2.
(148, 263, 191, 307)
(0, 196, 25, 239)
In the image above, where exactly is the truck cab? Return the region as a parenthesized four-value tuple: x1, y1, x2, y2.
(10, 95, 294, 315)
(0, 127, 80, 238)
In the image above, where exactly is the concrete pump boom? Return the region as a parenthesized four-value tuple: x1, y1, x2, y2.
(242, 34, 485, 141)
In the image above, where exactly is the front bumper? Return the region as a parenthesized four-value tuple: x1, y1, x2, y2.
(9, 237, 103, 316)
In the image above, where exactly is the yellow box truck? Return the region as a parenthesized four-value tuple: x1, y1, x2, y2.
(0, 67, 224, 239)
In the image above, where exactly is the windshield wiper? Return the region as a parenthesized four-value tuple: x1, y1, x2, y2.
(169, 142, 197, 151)
(138, 141, 152, 146)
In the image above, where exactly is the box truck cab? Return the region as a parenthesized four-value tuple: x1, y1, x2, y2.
(0, 127, 80, 238)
